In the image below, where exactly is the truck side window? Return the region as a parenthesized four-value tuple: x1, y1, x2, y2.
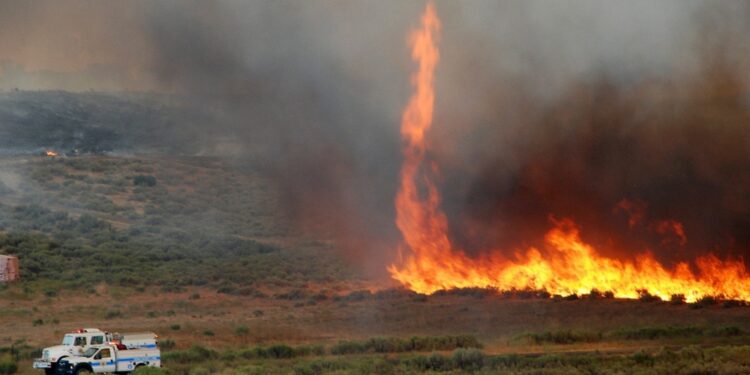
(91, 336, 104, 345)
(99, 349, 111, 359)
(74, 337, 86, 346)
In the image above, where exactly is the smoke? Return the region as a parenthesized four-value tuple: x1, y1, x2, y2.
(430, 1, 750, 265)
(2, 1, 750, 274)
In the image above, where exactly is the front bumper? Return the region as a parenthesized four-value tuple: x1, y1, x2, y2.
(32, 360, 52, 369)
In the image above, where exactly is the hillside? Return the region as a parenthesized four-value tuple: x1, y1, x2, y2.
(0, 154, 356, 294)
(0, 91, 206, 155)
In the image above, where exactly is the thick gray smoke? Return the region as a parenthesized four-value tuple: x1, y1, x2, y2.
(2, 1, 750, 274)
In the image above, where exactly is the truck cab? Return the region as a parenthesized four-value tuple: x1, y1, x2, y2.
(34, 329, 108, 374)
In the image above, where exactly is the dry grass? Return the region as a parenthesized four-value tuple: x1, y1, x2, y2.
(3, 288, 750, 374)
(3, 287, 750, 350)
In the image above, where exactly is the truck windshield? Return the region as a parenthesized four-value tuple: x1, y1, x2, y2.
(82, 348, 98, 358)
(62, 335, 74, 345)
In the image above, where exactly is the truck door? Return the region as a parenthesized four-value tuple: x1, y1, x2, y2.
(93, 348, 116, 373)
(73, 336, 87, 355)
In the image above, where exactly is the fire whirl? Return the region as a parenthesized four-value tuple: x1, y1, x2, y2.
(388, 2, 750, 303)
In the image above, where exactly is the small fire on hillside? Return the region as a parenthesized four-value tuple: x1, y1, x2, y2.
(44, 150, 59, 157)
(388, 1, 750, 303)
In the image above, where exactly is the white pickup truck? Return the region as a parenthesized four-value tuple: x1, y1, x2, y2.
(55, 344, 160, 374)
(33, 328, 158, 374)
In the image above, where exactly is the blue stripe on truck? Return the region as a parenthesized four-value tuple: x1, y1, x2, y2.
(89, 360, 114, 367)
(116, 356, 160, 362)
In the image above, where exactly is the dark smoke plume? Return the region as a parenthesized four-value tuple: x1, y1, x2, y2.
(2, 1, 750, 275)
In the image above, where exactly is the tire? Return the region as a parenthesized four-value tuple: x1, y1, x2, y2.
(74, 367, 93, 375)
(45, 360, 61, 375)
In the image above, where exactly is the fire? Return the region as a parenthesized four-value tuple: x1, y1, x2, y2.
(44, 150, 59, 157)
(389, 2, 750, 303)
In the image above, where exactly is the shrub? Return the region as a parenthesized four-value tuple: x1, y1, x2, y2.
(670, 294, 686, 305)
(337, 290, 371, 302)
(614, 326, 702, 340)
(294, 360, 348, 375)
(237, 347, 269, 360)
(0, 361, 17, 375)
(132, 367, 167, 375)
(490, 354, 523, 368)
(451, 348, 485, 372)
(631, 350, 654, 366)
(517, 330, 601, 345)
(637, 289, 661, 302)
(170, 324, 181, 331)
(693, 296, 718, 308)
(433, 287, 497, 299)
(133, 175, 157, 187)
(426, 352, 449, 371)
(160, 339, 176, 350)
(330, 341, 367, 355)
(267, 344, 294, 359)
(275, 289, 307, 300)
(217, 286, 235, 294)
(294, 345, 325, 357)
(587, 289, 603, 298)
(202, 330, 214, 337)
(367, 337, 410, 353)
(707, 326, 743, 337)
(162, 346, 217, 363)
(234, 326, 249, 336)
(329, 336, 483, 355)
(722, 300, 745, 308)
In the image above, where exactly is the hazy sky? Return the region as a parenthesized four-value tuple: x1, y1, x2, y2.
(1, 1, 747, 93)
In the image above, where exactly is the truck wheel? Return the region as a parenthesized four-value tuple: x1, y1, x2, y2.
(74, 367, 93, 375)
(44, 362, 59, 375)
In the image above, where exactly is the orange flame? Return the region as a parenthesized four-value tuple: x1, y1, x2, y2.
(389, 2, 750, 303)
(45, 150, 59, 157)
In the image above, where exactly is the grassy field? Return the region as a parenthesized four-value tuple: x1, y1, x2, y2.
(2, 155, 750, 374)
(3, 287, 750, 374)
